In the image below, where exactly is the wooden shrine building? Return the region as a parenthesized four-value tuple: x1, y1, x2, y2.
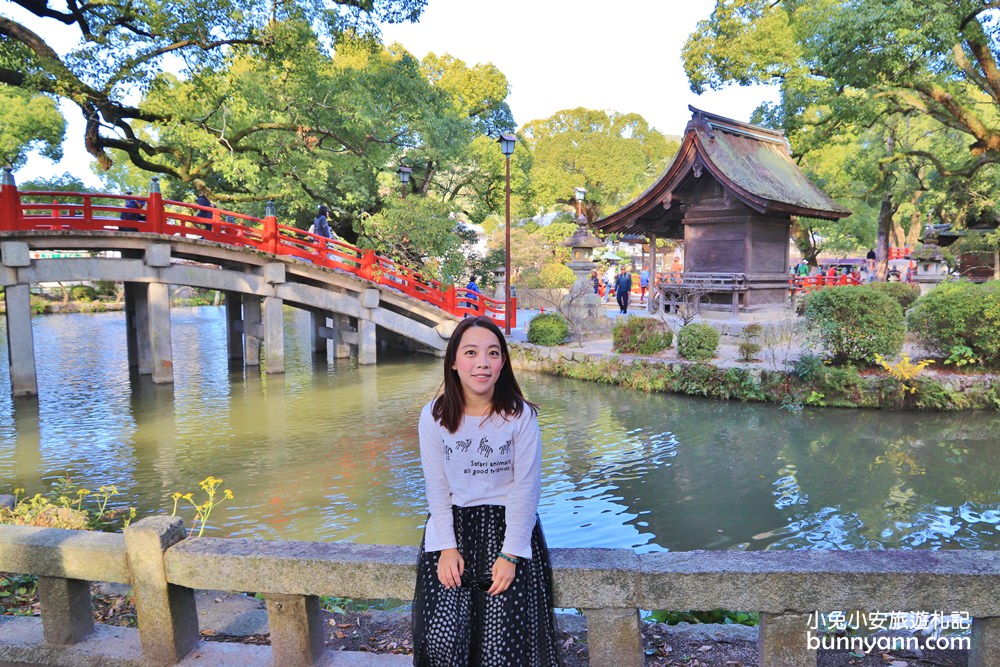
(593, 107, 850, 314)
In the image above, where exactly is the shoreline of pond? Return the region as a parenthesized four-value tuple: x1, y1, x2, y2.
(510, 339, 1000, 411)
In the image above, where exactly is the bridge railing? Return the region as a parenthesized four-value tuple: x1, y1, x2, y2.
(0, 174, 515, 329)
(0, 517, 998, 667)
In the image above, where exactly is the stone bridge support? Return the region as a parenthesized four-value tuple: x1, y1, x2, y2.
(2, 242, 37, 396)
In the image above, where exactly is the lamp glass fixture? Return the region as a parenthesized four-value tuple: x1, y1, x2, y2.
(498, 133, 516, 157)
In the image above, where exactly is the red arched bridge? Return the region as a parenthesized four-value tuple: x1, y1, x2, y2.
(0, 172, 513, 396)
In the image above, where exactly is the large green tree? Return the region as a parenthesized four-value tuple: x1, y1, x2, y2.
(1, 0, 426, 175)
(683, 0, 1000, 275)
(521, 108, 677, 220)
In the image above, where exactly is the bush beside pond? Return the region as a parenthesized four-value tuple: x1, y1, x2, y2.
(612, 317, 673, 355)
(803, 286, 904, 365)
(907, 280, 1000, 367)
(510, 345, 1000, 411)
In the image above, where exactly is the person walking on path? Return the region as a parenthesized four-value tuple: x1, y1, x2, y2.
(614, 265, 633, 315)
(639, 265, 650, 303)
(866, 248, 876, 273)
(602, 265, 616, 304)
(412, 316, 560, 666)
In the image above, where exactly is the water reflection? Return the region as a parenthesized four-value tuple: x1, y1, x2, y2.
(0, 307, 997, 552)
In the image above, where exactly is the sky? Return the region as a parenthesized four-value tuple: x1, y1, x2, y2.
(15, 0, 779, 188)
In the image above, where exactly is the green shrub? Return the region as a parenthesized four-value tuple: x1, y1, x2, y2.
(29, 296, 50, 315)
(676, 323, 720, 361)
(864, 281, 921, 310)
(612, 317, 673, 354)
(803, 286, 904, 365)
(908, 281, 1000, 366)
(526, 312, 569, 346)
(737, 323, 763, 362)
(70, 285, 98, 302)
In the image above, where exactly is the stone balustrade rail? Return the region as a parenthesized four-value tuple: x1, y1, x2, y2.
(0, 516, 998, 666)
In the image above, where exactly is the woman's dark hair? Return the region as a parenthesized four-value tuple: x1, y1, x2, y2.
(432, 316, 536, 433)
(317, 205, 328, 216)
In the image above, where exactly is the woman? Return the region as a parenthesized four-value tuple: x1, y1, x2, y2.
(412, 316, 560, 666)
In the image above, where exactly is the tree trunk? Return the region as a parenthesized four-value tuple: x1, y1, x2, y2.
(875, 190, 897, 282)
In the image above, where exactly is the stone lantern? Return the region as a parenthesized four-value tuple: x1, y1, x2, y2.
(560, 214, 603, 318)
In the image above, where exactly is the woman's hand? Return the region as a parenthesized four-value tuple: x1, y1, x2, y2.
(488, 554, 517, 596)
(437, 548, 464, 588)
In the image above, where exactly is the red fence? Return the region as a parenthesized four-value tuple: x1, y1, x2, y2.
(789, 274, 862, 294)
(0, 179, 513, 328)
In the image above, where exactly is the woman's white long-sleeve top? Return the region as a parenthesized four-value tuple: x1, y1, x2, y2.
(418, 401, 542, 559)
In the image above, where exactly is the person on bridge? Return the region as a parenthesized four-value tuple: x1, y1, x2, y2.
(412, 316, 560, 667)
(312, 205, 332, 239)
(639, 265, 650, 303)
(465, 276, 481, 314)
(119, 192, 144, 231)
(614, 265, 633, 314)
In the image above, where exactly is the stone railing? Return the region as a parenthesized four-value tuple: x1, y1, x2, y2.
(0, 516, 998, 666)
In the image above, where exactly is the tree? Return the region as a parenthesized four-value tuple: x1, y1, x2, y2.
(521, 108, 677, 219)
(0, 86, 64, 169)
(683, 0, 1000, 277)
(1, 0, 425, 174)
(356, 196, 476, 283)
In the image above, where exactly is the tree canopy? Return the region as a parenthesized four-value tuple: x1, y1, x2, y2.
(1, 0, 426, 173)
(521, 108, 678, 221)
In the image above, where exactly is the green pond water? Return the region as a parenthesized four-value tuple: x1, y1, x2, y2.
(0, 306, 997, 553)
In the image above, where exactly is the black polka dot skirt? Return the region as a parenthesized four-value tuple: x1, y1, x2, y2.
(412, 504, 561, 666)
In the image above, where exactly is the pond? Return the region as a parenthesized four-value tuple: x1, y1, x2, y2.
(0, 306, 997, 552)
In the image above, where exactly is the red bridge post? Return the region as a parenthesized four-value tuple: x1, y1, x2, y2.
(1, 167, 21, 231)
(147, 177, 165, 234)
(264, 201, 278, 254)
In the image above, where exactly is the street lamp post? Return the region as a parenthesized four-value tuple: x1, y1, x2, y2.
(498, 133, 516, 335)
(574, 186, 587, 220)
(398, 166, 412, 199)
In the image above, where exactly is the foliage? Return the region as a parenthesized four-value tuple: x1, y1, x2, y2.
(521, 108, 677, 218)
(536, 263, 576, 289)
(648, 609, 759, 627)
(737, 323, 762, 362)
(69, 285, 98, 302)
(170, 476, 234, 538)
(356, 196, 473, 282)
(0, 87, 65, 170)
(0, 477, 135, 532)
(803, 286, 905, 365)
(612, 317, 673, 355)
(945, 345, 980, 368)
(875, 354, 935, 395)
(526, 313, 569, 346)
(676, 323, 721, 361)
(792, 354, 827, 382)
(29, 296, 50, 315)
(3, 0, 425, 173)
(863, 282, 922, 310)
(907, 280, 1000, 365)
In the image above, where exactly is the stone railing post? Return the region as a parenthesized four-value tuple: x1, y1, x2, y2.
(124, 516, 199, 665)
(36, 575, 94, 644)
(582, 607, 642, 667)
(971, 617, 1000, 667)
(758, 612, 816, 667)
(263, 593, 325, 666)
